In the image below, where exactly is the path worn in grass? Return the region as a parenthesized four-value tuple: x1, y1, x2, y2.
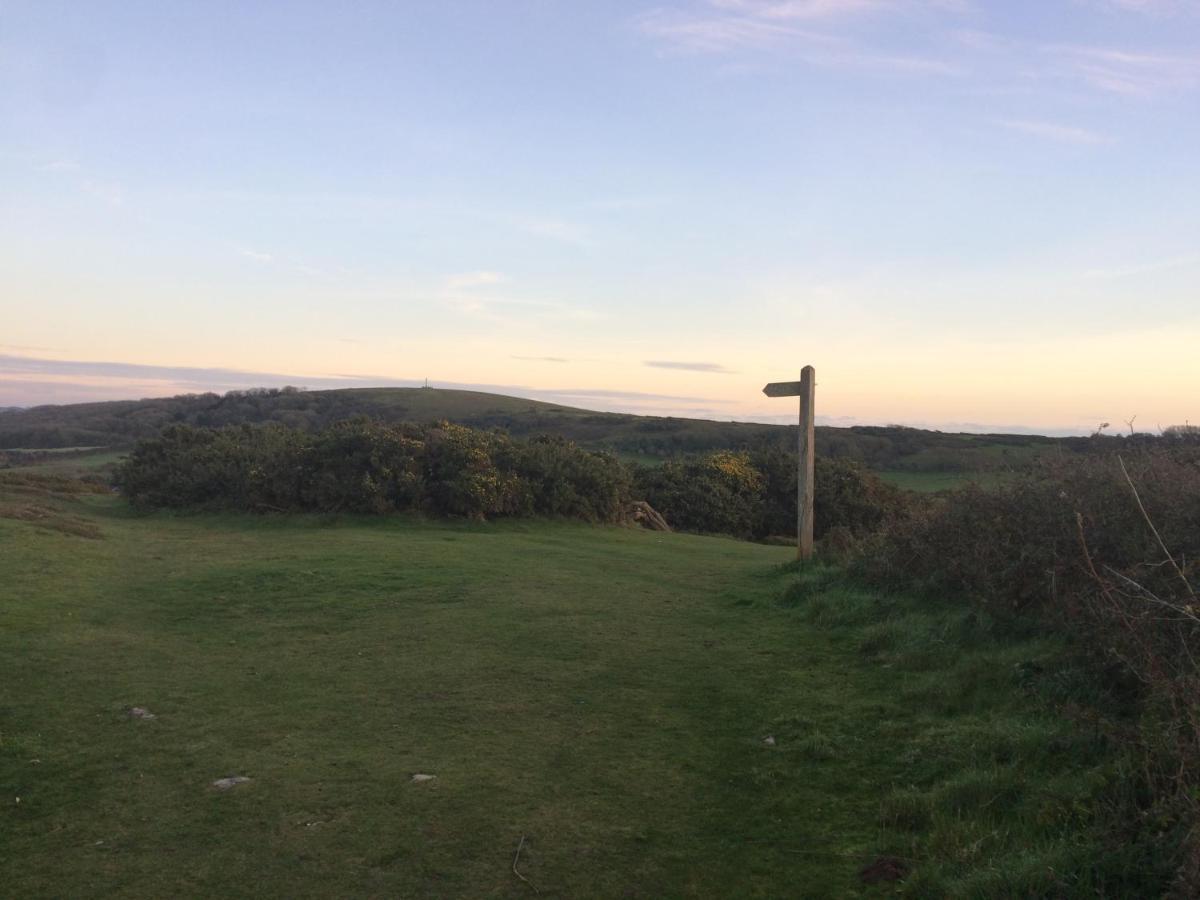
(0, 478, 1127, 897)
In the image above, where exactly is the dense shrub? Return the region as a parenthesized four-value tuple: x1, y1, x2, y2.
(857, 448, 1200, 890)
(507, 434, 631, 522)
(298, 420, 424, 513)
(418, 422, 524, 518)
(117, 420, 631, 523)
(861, 451, 1200, 615)
(752, 448, 909, 540)
(814, 457, 909, 539)
(633, 451, 765, 538)
(634, 449, 906, 541)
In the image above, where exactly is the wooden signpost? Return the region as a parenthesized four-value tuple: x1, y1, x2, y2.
(763, 366, 815, 561)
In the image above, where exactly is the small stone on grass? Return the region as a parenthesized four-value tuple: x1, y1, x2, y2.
(763, 735, 777, 747)
(212, 776, 251, 790)
(128, 707, 156, 720)
(411, 773, 437, 784)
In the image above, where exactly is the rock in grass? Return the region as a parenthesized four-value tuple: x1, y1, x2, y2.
(127, 707, 156, 720)
(762, 735, 776, 747)
(410, 773, 437, 784)
(212, 776, 251, 790)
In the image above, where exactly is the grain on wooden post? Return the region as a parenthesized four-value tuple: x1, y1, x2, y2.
(762, 366, 816, 562)
(797, 365, 815, 561)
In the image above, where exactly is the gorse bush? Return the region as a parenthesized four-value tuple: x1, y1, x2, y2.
(119, 421, 902, 541)
(117, 420, 630, 522)
(419, 422, 526, 518)
(633, 451, 764, 538)
(509, 434, 631, 522)
(634, 448, 907, 541)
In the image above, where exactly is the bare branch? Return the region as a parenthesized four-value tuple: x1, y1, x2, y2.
(512, 835, 539, 895)
(1100, 565, 1200, 623)
(1118, 456, 1197, 602)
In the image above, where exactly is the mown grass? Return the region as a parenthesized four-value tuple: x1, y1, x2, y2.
(0, 475, 1151, 897)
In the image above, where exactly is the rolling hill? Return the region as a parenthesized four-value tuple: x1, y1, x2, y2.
(0, 386, 1075, 477)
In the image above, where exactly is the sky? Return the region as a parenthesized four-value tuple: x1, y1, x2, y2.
(1, 0, 1197, 434)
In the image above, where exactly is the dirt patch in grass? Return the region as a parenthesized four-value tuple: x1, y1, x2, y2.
(0, 471, 111, 499)
(0, 502, 104, 539)
(860, 855, 910, 884)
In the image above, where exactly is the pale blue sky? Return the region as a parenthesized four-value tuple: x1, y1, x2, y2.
(2, 1, 1197, 432)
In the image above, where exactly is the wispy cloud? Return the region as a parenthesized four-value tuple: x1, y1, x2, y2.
(0, 343, 64, 353)
(39, 160, 127, 206)
(436, 272, 599, 323)
(586, 194, 671, 212)
(996, 117, 1111, 144)
(946, 24, 1200, 103)
(81, 178, 126, 207)
(515, 216, 590, 245)
(637, 8, 810, 52)
(1046, 44, 1200, 96)
(712, 0, 975, 22)
(710, 0, 888, 19)
(1088, 0, 1196, 15)
(464, 209, 591, 247)
(1084, 253, 1200, 279)
(512, 355, 570, 363)
(636, 1, 961, 73)
(645, 360, 737, 373)
(643, 4, 1198, 103)
(237, 247, 275, 263)
(36, 160, 81, 173)
(444, 271, 506, 291)
(443, 294, 600, 322)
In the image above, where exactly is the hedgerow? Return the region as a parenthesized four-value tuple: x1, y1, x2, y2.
(119, 422, 899, 540)
(856, 448, 1200, 893)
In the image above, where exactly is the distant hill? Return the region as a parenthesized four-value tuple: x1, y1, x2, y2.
(0, 385, 1081, 474)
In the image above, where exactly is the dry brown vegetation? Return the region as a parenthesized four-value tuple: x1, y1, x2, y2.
(0, 472, 110, 538)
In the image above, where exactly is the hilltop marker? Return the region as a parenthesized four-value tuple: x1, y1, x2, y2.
(763, 366, 815, 561)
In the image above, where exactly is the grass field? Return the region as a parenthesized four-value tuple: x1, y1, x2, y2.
(876, 470, 1014, 492)
(0, 473, 1142, 897)
(3, 448, 127, 478)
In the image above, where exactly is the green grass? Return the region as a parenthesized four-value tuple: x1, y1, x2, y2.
(3, 448, 127, 478)
(0, 474, 1146, 897)
(877, 469, 1014, 492)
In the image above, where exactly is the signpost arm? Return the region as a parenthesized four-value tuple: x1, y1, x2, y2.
(798, 366, 815, 561)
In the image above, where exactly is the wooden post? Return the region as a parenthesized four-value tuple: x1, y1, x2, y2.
(797, 365, 815, 561)
(762, 366, 816, 561)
